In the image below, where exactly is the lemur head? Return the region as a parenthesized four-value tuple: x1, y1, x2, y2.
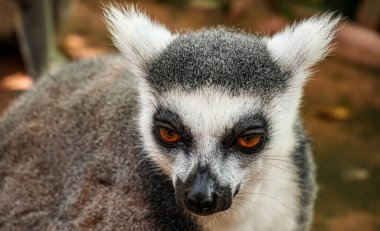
(105, 6, 339, 216)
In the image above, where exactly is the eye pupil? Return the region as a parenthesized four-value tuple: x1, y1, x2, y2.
(244, 135, 253, 141)
(237, 134, 261, 149)
(158, 127, 181, 143)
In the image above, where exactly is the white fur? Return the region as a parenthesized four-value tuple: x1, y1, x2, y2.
(267, 14, 340, 83)
(104, 5, 176, 77)
(267, 14, 340, 116)
(138, 87, 302, 231)
(195, 91, 300, 231)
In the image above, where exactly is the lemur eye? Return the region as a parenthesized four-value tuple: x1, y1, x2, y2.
(237, 134, 261, 149)
(158, 127, 181, 143)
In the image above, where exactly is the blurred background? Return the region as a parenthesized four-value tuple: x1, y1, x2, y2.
(0, 0, 379, 230)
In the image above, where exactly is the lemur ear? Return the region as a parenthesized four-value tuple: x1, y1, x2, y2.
(267, 14, 340, 74)
(104, 5, 175, 77)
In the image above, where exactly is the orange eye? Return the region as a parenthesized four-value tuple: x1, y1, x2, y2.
(237, 134, 261, 149)
(159, 127, 181, 143)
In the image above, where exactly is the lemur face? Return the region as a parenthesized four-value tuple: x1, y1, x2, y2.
(105, 5, 339, 217)
(146, 89, 273, 216)
(139, 31, 292, 216)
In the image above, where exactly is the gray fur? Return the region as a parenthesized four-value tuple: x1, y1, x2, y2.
(147, 28, 290, 97)
(0, 55, 197, 230)
(292, 122, 316, 230)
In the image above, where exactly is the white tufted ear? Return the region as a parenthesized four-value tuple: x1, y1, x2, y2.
(267, 14, 340, 75)
(104, 5, 175, 77)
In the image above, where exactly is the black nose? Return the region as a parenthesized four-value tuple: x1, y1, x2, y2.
(185, 190, 218, 213)
(183, 170, 218, 215)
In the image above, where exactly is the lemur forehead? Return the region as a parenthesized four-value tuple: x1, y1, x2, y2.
(147, 28, 290, 97)
(155, 88, 268, 137)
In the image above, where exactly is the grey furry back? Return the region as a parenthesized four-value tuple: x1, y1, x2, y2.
(0, 55, 197, 231)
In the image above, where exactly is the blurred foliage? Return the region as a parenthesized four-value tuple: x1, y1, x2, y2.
(158, 0, 231, 12)
(275, 0, 361, 19)
(323, 0, 361, 19)
(157, 0, 188, 8)
(157, 0, 364, 20)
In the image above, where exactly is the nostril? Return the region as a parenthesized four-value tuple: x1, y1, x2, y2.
(185, 191, 197, 208)
(233, 183, 241, 197)
(185, 191, 218, 212)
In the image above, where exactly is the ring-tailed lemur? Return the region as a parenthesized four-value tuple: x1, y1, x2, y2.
(0, 5, 339, 231)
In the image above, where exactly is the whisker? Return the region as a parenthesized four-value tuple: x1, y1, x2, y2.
(261, 154, 294, 159)
(234, 196, 270, 224)
(262, 157, 297, 166)
(241, 178, 276, 184)
(153, 157, 179, 179)
(262, 162, 298, 175)
(262, 158, 299, 173)
(234, 196, 261, 212)
(228, 204, 244, 220)
(237, 192, 289, 209)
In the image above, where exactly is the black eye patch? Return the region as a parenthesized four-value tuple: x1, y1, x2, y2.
(221, 113, 268, 153)
(153, 107, 184, 132)
(153, 107, 194, 149)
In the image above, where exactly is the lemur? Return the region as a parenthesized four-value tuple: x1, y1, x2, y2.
(0, 5, 339, 231)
